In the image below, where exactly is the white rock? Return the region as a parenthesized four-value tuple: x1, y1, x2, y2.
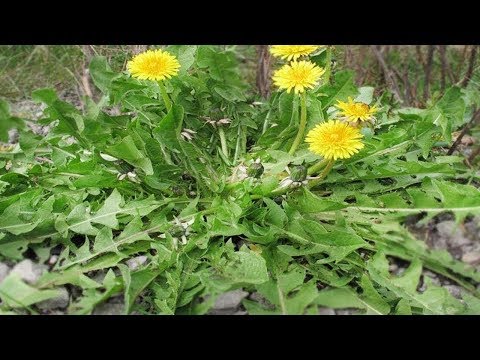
(48, 255, 58, 265)
(0, 263, 10, 283)
(37, 287, 70, 310)
(462, 251, 480, 265)
(233, 310, 248, 315)
(11, 260, 47, 284)
(436, 221, 471, 248)
(319, 307, 336, 315)
(93, 303, 125, 315)
(444, 285, 463, 299)
(213, 289, 249, 310)
(126, 256, 148, 271)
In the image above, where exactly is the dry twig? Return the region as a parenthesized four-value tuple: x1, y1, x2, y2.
(439, 45, 447, 93)
(370, 45, 403, 104)
(460, 45, 478, 87)
(81, 45, 95, 98)
(256, 45, 272, 99)
(423, 46, 435, 103)
(447, 107, 480, 155)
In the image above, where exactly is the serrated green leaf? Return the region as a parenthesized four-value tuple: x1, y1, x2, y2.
(0, 273, 60, 309)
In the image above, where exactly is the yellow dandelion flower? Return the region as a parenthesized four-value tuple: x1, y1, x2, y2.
(127, 49, 180, 81)
(270, 45, 322, 61)
(305, 120, 364, 160)
(335, 97, 379, 123)
(273, 60, 325, 94)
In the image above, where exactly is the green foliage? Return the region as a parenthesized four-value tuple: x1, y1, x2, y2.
(1, 45, 480, 315)
(0, 273, 61, 310)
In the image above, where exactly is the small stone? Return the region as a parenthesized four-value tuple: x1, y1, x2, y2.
(318, 307, 336, 315)
(0, 263, 10, 283)
(126, 256, 148, 271)
(208, 309, 239, 315)
(233, 310, 248, 315)
(422, 272, 441, 287)
(48, 255, 58, 265)
(11, 260, 47, 284)
(388, 263, 399, 273)
(213, 290, 249, 310)
(462, 251, 480, 265)
(93, 302, 125, 315)
(465, 216, 480, 241)
(91, 270, 107, 284)
(49, 310, 67, 315)
(37, 287, 70, 310)
(444, 285, 463, 299)
(436, 221, 471, 248)
(335, 309, 356, 315)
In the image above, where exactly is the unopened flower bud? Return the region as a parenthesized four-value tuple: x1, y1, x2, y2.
(247, 161, 264, 178)
(169, 225, 184, 238)
(289, 164, 307, 182)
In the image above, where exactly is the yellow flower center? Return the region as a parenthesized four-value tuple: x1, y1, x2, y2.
(305, 120, 365, 160)
(350, 103, 370, 117)
(335, 97, 379, 122)
(329, 133, 341, 142)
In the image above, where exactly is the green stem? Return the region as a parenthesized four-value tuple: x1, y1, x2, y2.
(307, 159, 335, 189)
(307, 158, 328, 175)
(251, 180, 293, 200)
(159, 142, 173, 165)
(288, 91, 308, 155)
(158, 81, 172, 112)
(218, 127, 229, 159)
(323, 47, 333, 85)
(233, 125, 243, 164)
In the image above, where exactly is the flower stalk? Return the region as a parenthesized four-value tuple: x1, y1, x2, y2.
(218, 127, 229, 159)
(288, 91, 307, 155)
(323, 46, 333, 85)
(307, 158, 328, 175)
(158, 81, 172, 112)
(307, 159, 335, 189)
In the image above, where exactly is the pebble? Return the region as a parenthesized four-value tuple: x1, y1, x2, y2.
(93, 303, 125, 315)
(335, 309, 356, 315)
(91, 270, 107, 284)
(37, 287, 70, 310)
(48, 255, 58, 266)
(389, 263, 399, 273)
(233, 310, 248, 315)
(464, 217, 480, 241)
(0, 263, 10, 283)
(444, 285, 463, 299)
(213, 289, 249, 310)
(126, 256, 148, 271)
(208, 309, 240, 315)
(10, 260, 47, 284)
(461, 251, 480, 265)
(318, 307, 336, 315)
(436, 221, 471, 249)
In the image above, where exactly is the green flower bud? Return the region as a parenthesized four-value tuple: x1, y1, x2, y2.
(247, 161, 264, 178)
(169, 225, 184, 238)
(289, 164, 307, 182)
